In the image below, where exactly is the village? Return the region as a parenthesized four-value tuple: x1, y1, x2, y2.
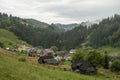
(2, 44, 116, 75)
(5, 45, 75, 61)
(3, 45, 99, 74)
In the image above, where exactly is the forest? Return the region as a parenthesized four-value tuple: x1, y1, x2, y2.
(0, 12, 120, 50)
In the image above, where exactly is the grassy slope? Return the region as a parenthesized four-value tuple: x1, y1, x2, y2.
(0, 29, 29, 48)
(0, 48, 119, 80)
(98, 46, 120, 55)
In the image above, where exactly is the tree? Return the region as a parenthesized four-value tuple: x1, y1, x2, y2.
(110, 59, 120, 72)
(103, 51, 109, 69)
(50, 46, 58, 52)
(89, 14, 120, 48)
(72, 49, 85, 61)
(85, 50, 104, 67)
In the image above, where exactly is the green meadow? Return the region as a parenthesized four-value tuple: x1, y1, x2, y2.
(0, 49, 119, 80)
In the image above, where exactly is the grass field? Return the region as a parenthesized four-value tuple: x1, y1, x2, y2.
(0, 48, 119, 80)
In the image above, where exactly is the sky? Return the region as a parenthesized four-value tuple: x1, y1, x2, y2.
(0, 0, 120, 24)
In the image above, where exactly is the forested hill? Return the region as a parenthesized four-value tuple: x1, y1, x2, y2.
(88, 14, 120, 48)
(0, 12, 120, 50)
(0, 12, 62, 49)
(25, 19, 49, 28)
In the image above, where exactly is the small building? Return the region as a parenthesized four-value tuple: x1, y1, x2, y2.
(18, 45, 31, 52)
(28, 49, 55, 57)
(64, 54, 72, 60)
(54, 56, 62, 62)
(27, 48, 37, 57)
(64, 49, 75, 60)
(69, 49, 75, 54)
(40, 49, 55, 56)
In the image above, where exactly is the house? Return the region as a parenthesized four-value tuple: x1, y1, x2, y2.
(64, 54, 72, 60)
(64, 49, 75, 60)
(40, 49, 55, 56)
(54, 56, 63, 62)
(36, 49, 43, 56)
(27, 48, 37, 57)
(18, 45, 31, 52)
(28, 49, 55, 57)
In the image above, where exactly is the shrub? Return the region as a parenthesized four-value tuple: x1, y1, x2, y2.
(72, 49, 85, 61)
(18, 57, 26, 62)
(0, 42, 4, 48)
(63, 61, 72, 65)
(50, 46, 58, 52)
(110, 59, 120, 72)
(85, 50, 104, 67)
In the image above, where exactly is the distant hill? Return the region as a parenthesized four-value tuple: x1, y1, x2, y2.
(55, 23, 80, 31)
(25, 19, 49, 28)
(55, 20, 100, 31)
(81, 20, 100, 27)
(0, 29, 29, 48)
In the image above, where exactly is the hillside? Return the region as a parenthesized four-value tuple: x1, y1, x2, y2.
(88, 14, 120, 48)
(25, 19, 49, 28)
(98, 46, 120, 55)
(0, 29, 29, 48)
(0, 48, 119, 80)
(0, 13, 62, 48)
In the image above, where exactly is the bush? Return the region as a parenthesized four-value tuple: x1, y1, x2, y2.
(63, 61, 72, 65)
(110, 59, 120, 72)
(0, 42, 4, 48)
(85, 50, 104, 67)
(18, 57, 26, 62)
(72, 49, 85, 61)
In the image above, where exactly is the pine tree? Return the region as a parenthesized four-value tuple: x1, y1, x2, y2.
(103, 51, 109, 69)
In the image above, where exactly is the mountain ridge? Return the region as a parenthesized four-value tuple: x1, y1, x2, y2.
(25, 19, 49, 28)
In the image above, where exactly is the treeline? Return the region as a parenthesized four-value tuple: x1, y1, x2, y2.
(59, 26, 88, 50)
(89, 14, 120, 48)
(0, 12, 120, 50)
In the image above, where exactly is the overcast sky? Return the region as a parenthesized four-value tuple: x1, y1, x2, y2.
(0, 0, 120, 24)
